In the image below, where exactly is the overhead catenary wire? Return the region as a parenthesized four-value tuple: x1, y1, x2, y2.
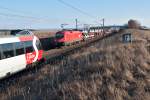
(0, 5, 82, 25)
(0, 1, 104, 28)
(57, 0, 103, 24)
(0, 5, 35, 15)
(57, 0, 96, 19)
(0, 12, 59, 24)
(0, 5, 58, 23)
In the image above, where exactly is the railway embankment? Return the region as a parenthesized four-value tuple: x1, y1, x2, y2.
(0, 29, 150, 100)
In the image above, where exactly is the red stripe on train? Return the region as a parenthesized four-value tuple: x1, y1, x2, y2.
(26, 50, 43, 64)
(19, 36, 33, 42)
(38, 50, 43, 61)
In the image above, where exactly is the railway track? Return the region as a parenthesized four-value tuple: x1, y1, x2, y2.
(0, 32, 115, 91)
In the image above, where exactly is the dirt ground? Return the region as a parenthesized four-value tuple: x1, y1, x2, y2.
(0, 29, 150, 100)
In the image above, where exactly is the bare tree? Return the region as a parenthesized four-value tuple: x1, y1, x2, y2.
(128, 19, 141, 29)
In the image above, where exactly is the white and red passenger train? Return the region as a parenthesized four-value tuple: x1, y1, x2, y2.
(0, 34, 43, 79)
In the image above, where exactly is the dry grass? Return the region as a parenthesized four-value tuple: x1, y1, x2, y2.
(0, 29, 150, 100)
(33, 30, 58, 38)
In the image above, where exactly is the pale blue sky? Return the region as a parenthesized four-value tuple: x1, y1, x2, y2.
(0, 0, 149, 29)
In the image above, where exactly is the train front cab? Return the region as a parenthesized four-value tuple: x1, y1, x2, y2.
(55, 31, 65, 46)
(55, 30, 83, 46)
(0, 36, 44, 79)
(19, 36, 45, 69)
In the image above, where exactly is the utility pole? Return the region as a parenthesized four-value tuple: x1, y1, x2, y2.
(75, 18, 78, 30)
(61, 24, 64, 29)
(102, 18, 105, 34)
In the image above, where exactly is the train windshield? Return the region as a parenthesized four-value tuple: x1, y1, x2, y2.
(56, 33, 64, 39)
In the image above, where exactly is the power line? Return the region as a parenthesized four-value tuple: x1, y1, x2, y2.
(0, 5, 56, 23)
(0, 2, 104, 28)
(0, 12, 42, 22)
(0, 11, 56, 23)
(0, 5, 86, 25)
(57, 0, 96, 19)
(57, 0, 104, 25)
(0, 5, 34, 15)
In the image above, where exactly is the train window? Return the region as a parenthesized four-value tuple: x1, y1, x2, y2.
(24, 41, 34, 53)
(15, 42, 25, 56)
(36, 40, 42, 50)
(1, 43, 14, 59)
(56, 33, 64, 39)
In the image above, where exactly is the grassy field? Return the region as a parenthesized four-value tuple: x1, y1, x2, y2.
(0, 29, 150, 100)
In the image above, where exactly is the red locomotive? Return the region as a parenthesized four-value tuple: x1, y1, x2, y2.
(55, 30, 83, 46)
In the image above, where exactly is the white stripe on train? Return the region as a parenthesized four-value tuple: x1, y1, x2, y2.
(33, 36, 39, 62)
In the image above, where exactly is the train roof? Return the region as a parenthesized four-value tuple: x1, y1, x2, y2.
(0, 35, 35, 44)
(0, 34, 32, 38)
(0, 30, 34, 37)
(57, 29, 82, 33)
(0, 36, 19, 44)
(0, 35, 18, 38)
